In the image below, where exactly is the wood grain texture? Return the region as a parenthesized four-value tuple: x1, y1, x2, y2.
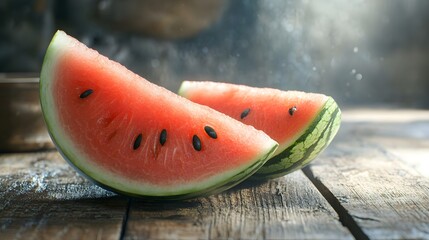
(0, 151, 128, 240)
(342, 108, 429, 177)
(125, 170, 352, 240)
(306, 109, 429, 239)
(3, 109, 428, 239)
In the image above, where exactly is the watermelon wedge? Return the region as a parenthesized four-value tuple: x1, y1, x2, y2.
(39, 31, 278, 199)
(178, 81, 341, 179)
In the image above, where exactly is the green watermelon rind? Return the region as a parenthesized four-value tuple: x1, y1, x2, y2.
(40, 31, 279, 199)
(251, 97, 341, 180)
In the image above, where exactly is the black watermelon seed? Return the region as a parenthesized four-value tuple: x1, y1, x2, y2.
(289, 106, 297, 116)
(160, 129, 167, 146)
(192, 135, 202, 151)
(240, 108, 251, 119)
(204, 126, 217, 139)
(80, 89, 94, 98)
(133, 133, 142, 150)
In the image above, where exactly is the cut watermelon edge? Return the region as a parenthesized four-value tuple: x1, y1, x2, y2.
(40, 31, 279, 198)
(252, 97, 341, 179)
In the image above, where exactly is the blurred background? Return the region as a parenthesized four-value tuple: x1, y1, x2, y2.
(2, 0, 429, 107)
(1, 0, 429, 152)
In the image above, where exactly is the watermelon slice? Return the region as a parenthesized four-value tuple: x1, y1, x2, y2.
(39, 31, 278, 199)
(178, 81, 341, 179)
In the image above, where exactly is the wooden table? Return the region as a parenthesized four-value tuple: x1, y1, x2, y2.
(1, 109, 429, 239)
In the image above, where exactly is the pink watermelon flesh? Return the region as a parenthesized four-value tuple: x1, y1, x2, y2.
(40, 31, 278, 198)
(178, 81, 341, 178)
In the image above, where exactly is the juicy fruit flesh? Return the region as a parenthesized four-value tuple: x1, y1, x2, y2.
(179, 81, 328, 156)
(54, 42, 269, 185)
(40, 31, 278, 196)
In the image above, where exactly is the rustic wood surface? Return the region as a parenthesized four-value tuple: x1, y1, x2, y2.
(1, 109, 429, 239)
(342, 109, 429, 178)
(0, 151, 128, 240)
(305, 109, 429, 239)
(125, 171, 352, 240)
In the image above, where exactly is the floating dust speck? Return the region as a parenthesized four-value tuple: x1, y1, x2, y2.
(330, 57, 337, 68)
(285, 23, 294, 32)
(356, 73, 363, 81)
(353, 47, 359, 53)
(151, 59, 160, 68)
(281, 19, 295, 33)
(303, 54, 312, 63)
(218, 64, 224, 73)
(350, 69, 356, 75)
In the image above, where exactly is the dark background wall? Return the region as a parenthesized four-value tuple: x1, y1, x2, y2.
(1, 0, 429, 108)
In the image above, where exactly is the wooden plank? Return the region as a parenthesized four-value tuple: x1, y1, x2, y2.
(342, 108, 429, 177)
(305, 109, 429, 239)
(0, 151, 128, 240)
(124, 170, 352, 240)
